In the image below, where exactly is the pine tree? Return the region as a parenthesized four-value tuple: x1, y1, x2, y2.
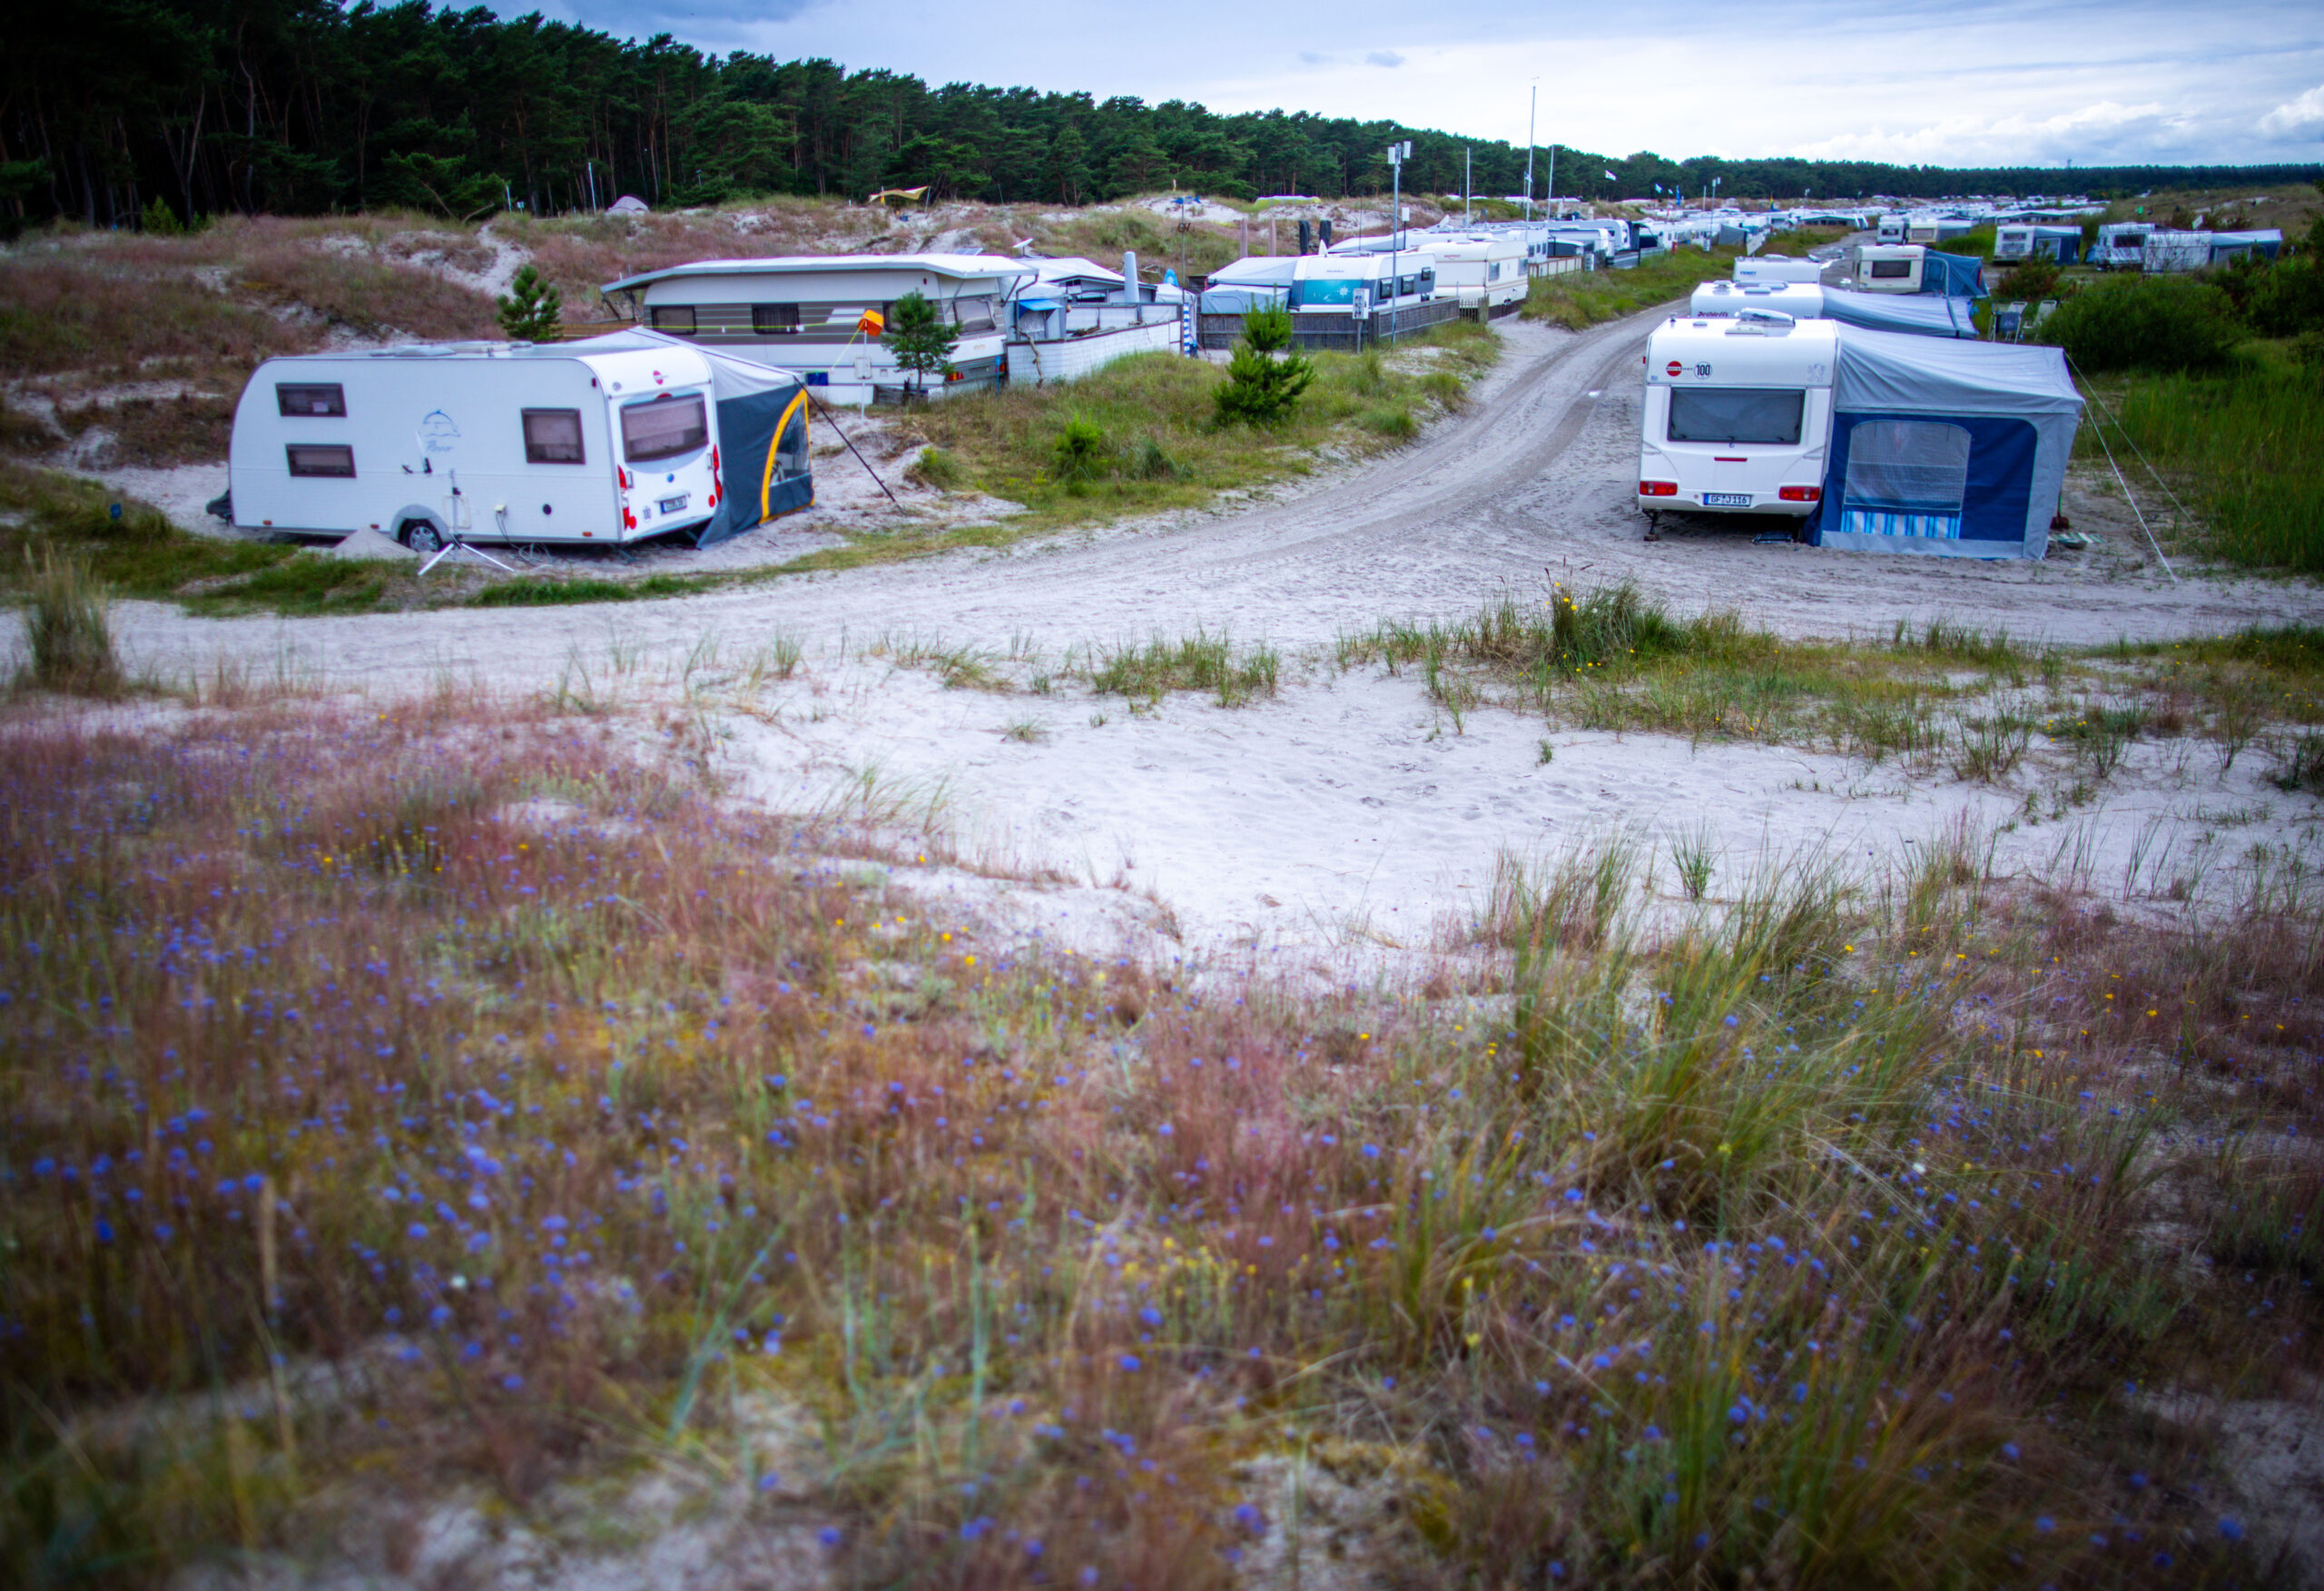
(884, 290, 959, 394)
(1212, 306, 1313, 426)
(497, 264, 563, 343)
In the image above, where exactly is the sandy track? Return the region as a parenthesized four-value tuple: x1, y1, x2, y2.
(95, 302, 2320, 692)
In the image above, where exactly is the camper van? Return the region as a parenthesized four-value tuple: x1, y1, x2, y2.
(1288, 251, 1439, 318)
(2091, 222, 2151, 270)
(226, 335, 809, 551)
(1637, 315, 1837, 520)
(1421, 235, 1528, 312)
(1852, 244, 1925, 294)
(1732, 256, 1826, 286)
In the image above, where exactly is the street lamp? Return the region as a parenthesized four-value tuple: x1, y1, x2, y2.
(1386, 140, 1411, 346)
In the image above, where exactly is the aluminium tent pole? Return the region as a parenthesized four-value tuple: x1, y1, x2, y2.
(804, 390, 901, 508)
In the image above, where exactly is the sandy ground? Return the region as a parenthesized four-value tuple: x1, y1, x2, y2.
(19, 305, 2324, 980)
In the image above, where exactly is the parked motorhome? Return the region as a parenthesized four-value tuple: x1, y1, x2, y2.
(1421, 234, 1528, 312)
(1732, 256, 1826, 286)
(1288, 251, 1439, 318)
(1994, 223, 2082, 263)
(600, 254, 1036, 405)
(2091, 222, 2151, 270)
(1637, 315, 1838, 522)
(226, 332, 810, 551)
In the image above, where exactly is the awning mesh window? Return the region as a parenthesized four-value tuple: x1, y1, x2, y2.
(1843, 420, 1971, 512)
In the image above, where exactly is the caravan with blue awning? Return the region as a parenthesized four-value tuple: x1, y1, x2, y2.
(1690, 280, 1980, 339)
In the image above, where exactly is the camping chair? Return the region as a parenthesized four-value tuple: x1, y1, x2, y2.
(2023, 300, 2060, 338)
(1993, 301, 2026, 341)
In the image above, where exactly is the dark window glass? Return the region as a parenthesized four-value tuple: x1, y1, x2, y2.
(523, 408, 586, 464)
(753, 303, 802, 334)
(1868, 260, 1914, 279)
(649, 305, 697, 333)
(1667, 387, 1806, 446)
(287, 443, 356, 477)
(276, 382, 345, 417)
(620, 393, 707, 463)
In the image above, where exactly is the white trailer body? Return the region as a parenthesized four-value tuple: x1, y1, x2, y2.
(1732, 256, 1826, 286)
(1852, 244, 1925, 293)
(1420, 235, 1528, 309)
(1876, 215, 1907, 244)
(2092, 222, 2151, 270)
(1638, 316, 1837, 519)
(1904, 214, 1942, 245)
(1692, 280, 1827, 319)
(229, 341, 724, 547)
(1288, 251, 1440, 318)
(2140, 231, 2214, 273)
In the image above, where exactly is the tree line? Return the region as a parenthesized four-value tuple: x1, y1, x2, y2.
(5, 1, 2319, 228)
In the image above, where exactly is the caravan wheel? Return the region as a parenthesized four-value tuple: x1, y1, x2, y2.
(399, 519, 445, 555)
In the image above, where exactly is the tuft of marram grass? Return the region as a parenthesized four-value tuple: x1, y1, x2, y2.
(18, 544, 123, 695)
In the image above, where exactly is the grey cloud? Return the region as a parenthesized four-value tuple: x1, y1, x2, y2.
(1297, 50, 1333, 64)
(1365, 49, 1405, 67)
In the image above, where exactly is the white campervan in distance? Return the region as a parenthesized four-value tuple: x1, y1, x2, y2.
(1288, 250, 1439, 319)
(1638, 315, 1837, 522)
(228, 340, 728, 550)
(1852, 244, 1925, 293)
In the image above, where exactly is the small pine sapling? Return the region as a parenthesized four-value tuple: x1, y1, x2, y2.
(885, 290, 960, 394)
(497, 264, 564, 343)
(1213, 306, 1314, 426)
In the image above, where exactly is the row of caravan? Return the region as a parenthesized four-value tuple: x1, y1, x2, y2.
(1637, 313, 2081, 561)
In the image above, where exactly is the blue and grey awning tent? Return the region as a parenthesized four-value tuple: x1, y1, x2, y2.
(1197, 256, 1297, 315)
(1807, 329, 2083, 561)
(573, 329, 812, 547)
(1821, 288, 1979, 339)
(1916, 250, 1987, 299)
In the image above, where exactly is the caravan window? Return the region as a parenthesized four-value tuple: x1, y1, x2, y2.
(949, 295, 998, 333)
(649, 305, 697, 334)
(621, 393, 707, 463)
(1868, 260, 1914, 280)
(522, 408, 586, 465)
(1844, 421, 1971, 512)
(1668, 388, 1806, 447)
(752, 304, 802, 335)
(286, 443, 355, 478)
(277, 383, 346, 417)
(1290, 278, 1357, 308)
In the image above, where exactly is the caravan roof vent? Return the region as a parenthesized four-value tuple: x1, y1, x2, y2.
(1728, 309, 1797, 334)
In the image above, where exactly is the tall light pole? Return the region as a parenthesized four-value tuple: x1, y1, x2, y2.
(1387, 139, 1411, 346)
(1522, 81, 1537, 221)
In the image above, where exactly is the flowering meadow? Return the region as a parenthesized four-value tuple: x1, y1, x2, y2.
(3, 686, 2319, 1588)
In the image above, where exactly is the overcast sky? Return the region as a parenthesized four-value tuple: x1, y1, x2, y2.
(513, 0, 2324, 170)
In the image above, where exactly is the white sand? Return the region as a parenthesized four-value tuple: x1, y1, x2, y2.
(18, 305, 2324, 974)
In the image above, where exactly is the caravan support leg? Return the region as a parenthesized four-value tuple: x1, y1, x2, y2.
(1642, 511, 1660, 543)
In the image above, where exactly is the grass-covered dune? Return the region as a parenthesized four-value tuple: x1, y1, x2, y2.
(3, 663, 2320, 1586)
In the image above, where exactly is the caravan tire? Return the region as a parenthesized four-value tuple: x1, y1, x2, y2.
(399, 518, 445, 555)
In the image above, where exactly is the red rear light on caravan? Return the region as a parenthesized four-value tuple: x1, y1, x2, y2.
(618, 468, 631, 490)
(1778, 486, 1822, 503)
(623, 506, 637, 530)
(1639, 480, 1679, 497)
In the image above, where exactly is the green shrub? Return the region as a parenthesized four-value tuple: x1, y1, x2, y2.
(1935, 227, 1994, 258)
(2038, 276, 2243, 373)
(1051, 416, 1109, 480)
(494, 262, 563, 343)
(19, 545, 123, 694)
(1212, 306, 1314, 426)
(2238, 259, 2324, 339)
(908, 446, 966, 490)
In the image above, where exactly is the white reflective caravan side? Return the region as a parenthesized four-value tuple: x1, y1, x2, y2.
(1852, 244, 1925, 294)
(1691, 280, 1827, 319)
(1876, 216, 1906, 244)
(1638, 317, 1837, 519)
(1732, 256, 1826, 286)
(1419, 235, 1527, 310)
(228, 342, 722, 548)
(1287, 251, 1439, 318)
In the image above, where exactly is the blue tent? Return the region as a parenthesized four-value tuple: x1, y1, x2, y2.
(1821, 288, 1979, 339)
(1916, 250, 1986, 299)
(594, 329, 812, 547)
(1807, 329, 2083, 561)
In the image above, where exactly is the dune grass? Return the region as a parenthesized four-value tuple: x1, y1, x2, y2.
(0, 688, 2315, 1586)
(1519, 249, 1740, 330)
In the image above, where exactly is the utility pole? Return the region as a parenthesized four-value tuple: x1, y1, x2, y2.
(1544, 143, 1558, 218)
(1464, 146, 1472, 226)
(1387, 139, 1411, 345)
(1522, 82, 1537, 221)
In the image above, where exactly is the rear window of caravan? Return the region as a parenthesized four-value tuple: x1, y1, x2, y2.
(286, 443, 356, 477)
(523, 408, 586, 465)
(277, 383, 345, 417)
(621, 393, 708, 464)
(1868, 260, 1914, 280)
(1668, 388, 1806, 447)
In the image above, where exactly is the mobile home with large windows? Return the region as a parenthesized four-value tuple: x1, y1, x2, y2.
(224, 332, 810, 551)
(601, 255, 1037, 405)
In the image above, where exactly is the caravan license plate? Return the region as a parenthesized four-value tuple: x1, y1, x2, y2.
(658, 493, 691, 514)
(1701, 492, 1753, 507)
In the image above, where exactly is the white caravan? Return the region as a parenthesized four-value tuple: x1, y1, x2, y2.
(1288, 251, 1439, 319)
(1904, 214, 1943, 245)
(1875, 215, 1907, 244)
(1852, 244, 1925, 293)
(2091, 222, 2151, 270)
(1733, 256, 1827, 286)
(1637, 315, 1837, 521)
(1691, 280, 1827, 319)
(228, 340, 731, 549)
(1421, 235, 1528, 311)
